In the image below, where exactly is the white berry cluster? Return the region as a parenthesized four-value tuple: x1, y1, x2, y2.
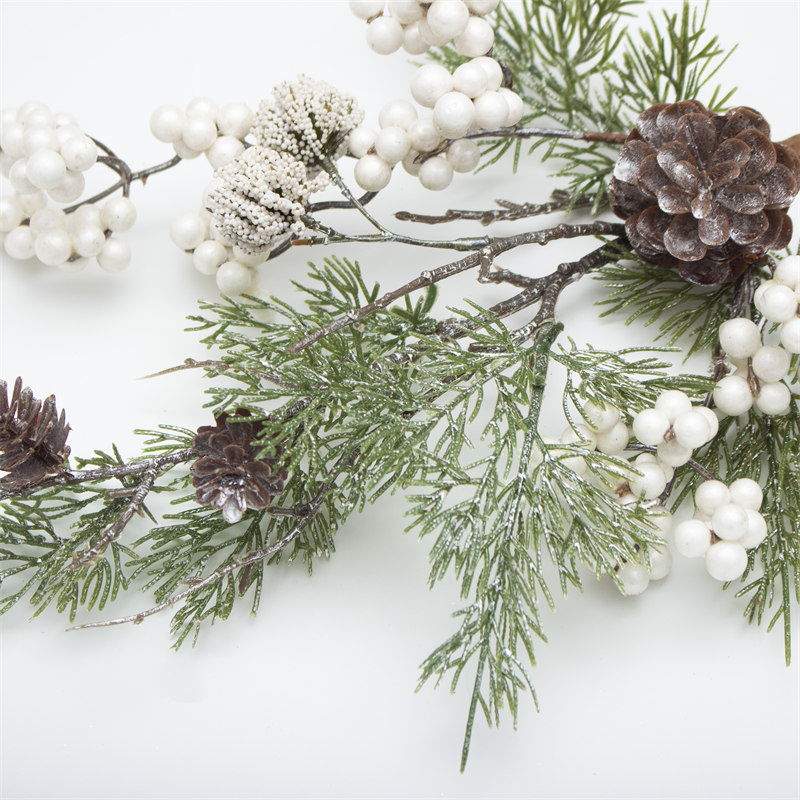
(250, 76, 365, 174)
(673, 478, 766, 582)
(150, 97, 254, 169)
(348, 1, 524, 192)
(615, 507, 673, 596)
(713, 255, 800, 418)
(1, 102, 134, 273)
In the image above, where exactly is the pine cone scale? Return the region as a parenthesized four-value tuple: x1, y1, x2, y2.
(676, 113, 718, 165)
(698, 213, 730, 247)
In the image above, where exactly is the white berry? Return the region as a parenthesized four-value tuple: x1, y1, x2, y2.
(654, 390, 692, 423)
(60, 135, 98, 172)
(656, 438, 692, 467)
(453, 15, 495, 56)
(629, 461, 668, 500)
(779, 318, 800, 354)
(348, 127, 377, 159)
(25, 149, 67, 190)
(215, 102, 253, 140)
(411, 64, 454, 108)
(100, 197, 137, 233)
(758, 284, 798, 323)
(648, 543, 672, 581)
(594, 421, 629, 455)
(473, 91, 511, 129)
(705, 541, 747, 582)
(498, 89, 524, 127)
(47, 170, 85, 203)
(446, 139, 480, 173)
(426, 0, 470, 40)
(0, 196, 24, 232)
(728, 478, 763, 510)
(672, 409, 713, 449)
(378, 99, 418, 131)
(632, 408, 671, 446)
(719, 317, 763, 360)
(713, 375, 754, 417)
(349, 0, 385, 19)
(773, 255, 800, 291)
(374, 126, 411, 165)
(402, 21, 430, 54)
(418, 156, 453, 191)
(72, 226, 106, 257)
(694, 480, 731, 515)
(354, 154, 392, 191)
(192, 240, 228, 275)
(97, 237, 131, 272)
(751, 345, 790, 383)
(170, 213, 208, 251)
(711, 503, 749, 541)
(618, 562, 650, 595)
(408, 118, 442, 153)
(389, 0, 424, 24)
(433, 92, 475, 139)
(149, 105, 185, 143)
(216, 260, 255, 295)
(366, 17, 404, 54)
(738, 509, 768, 549)
(3, 225, 36, 260)
(205, 135, 245, 169)
(755, 382, 791, 415)
(34, 228, 72, 266)
(452, 62, 489, 98)
(182, 115, 218, 152)
(673, 519, 712, 558)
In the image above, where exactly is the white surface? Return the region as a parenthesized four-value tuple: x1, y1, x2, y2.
(1, 2, 799, 798)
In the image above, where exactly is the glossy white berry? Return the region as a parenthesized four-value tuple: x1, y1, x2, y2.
(47, 169, 85, 203)
(728, 478, 762, 510)
(755, 381, 791, 415)
(773, 255, 800, 290)
(408, 118, 441, 153)
(713, 375, 754, 416)
(29, 207, 67, 234)
(366, 17, 404, 54)
(779, 317, 800, 354)
(560, 424, 597, 447)
(426, 0, 470, 40)
(348, 127, 377, 159)
(632, 408, 670, 446)
(216, 260, 255, 294)
(349, 0, 385, 19)
(389, 0, 424, 24)
(673, 519, 712, 558)
(232, 246, 269, 267)
(654, 390, 692, 423)
(25, 149, 67, 190)
(3, 225, 36, 260)
(54, 124, 84, 150)
(418, 17, 451, 46)
(402, 21, 430, 54)
(374, 126, 411, 165)
(583, 400, 621, 433)
(629, 460, 668, 500)
(173, 140, 202, 160)
(378, 99, 418, 131)
(453, 15, 495, 56)
(432, 92, 475, 139)
(648, 505, 674, 537)
(72, 226, 106, 257)
(8, 160, 37, 194)
(618, 562, 650, 596)
(470, 57, 503, 92)
(705, 541, 747, 582)
(411, 64, 454, 108)
(694, 406, 720, 440)
(498, 88, 524, 127)
(34, 228, 72, 266)
(70, 203, 102, 230)
(452, 62, 489, 98)
(738, 509, 768, 549)
(0, 196, 24, 232)
(185, 97, 218, 120)
(446, 139, 480, 173)
(354, 154, 392, 191)
(672, 409, 713, 449)
(648, 543, 672, 581)
(465, 0, 500, 12)
(711, 503, 748, 541)
(718, 317, 762, 360)
(205, 135, 245, 169)
(182, 115, 218, 152)
(473, 91, 510, 129)
(97, 237, 131, 272)
(170, 213, 208, 251)
(100, 197, 137, 233)
(594, 421, 629, 455)
(191, 240, 228, 275)
(149, 105, 185, 143)
(23, 126, 59, 156)
(757, 284, 798, 323)
(215, 102, 253, 139)
(694, 480, 731, 515)
(60, 135, 98, 172)
(656, 438, 692, 467)
(751, 345, 790, 383)
(0, 122, 26, 159)
(401, 150, 422, 176)
(418, 156, 453, 191)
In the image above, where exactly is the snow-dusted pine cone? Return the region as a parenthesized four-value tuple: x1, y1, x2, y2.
(190, 410, 287, 524)
(0, 377, 71, 489)
(610, 101, 800, 285)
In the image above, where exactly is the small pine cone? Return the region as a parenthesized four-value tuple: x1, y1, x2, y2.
(610, 101, 800, 285)
(0, 377, 71, 489)
(190, 409, 287, 524)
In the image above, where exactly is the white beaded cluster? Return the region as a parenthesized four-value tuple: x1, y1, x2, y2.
(1, 102, 133, 273)
(348, 1, 524, 192)
(713, 255, 800, 417)
(673, 478, 766, 582)
(250, 75, 364, 173)
(149, 97, 254, 169)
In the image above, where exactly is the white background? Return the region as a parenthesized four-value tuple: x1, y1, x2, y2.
(1, 1, 799, 798)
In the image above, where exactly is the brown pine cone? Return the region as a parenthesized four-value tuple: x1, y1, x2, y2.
(0, 377, 71, 489)
(190, 409, 287, 524)
(609, 101, 800, 285)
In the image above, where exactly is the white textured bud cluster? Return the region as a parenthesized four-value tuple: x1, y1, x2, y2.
(713, 255, 800, 417)
(250, 75, 365, 173)
(1, 102, 133, 273)
(150, 97, 254, 169)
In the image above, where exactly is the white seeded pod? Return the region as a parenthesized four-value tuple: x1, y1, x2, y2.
(779, 318, 800, 354)
(25, 149, 66, 190)
(617, 562, 649, 596)
(192, 240, 228, 275)
(751, 345, 790, 383)
(349, 0, 385, 19)
(182, 114, 218, 152)
(34, 228, 72, 266)
(408, 118, 442, 153)
(378, 99, 418, 131)
(149, 105, 185, 143)
(366, 17, 404, 54)
(755, 382, 791, 415)
(411, 64, 454, 108)
(215, 102, 253, 139)
(452, 62, 489, 98)
(100, 197, 137, 233)
(705, 541, 747, 582)
(216, 260, 255, 295)
(354, 154, 392, 191)
(594, 421, 629, 455)
(374, 126, 411, 165)
(738, 509, 768, 549)
(498, 88, 525, 126)
(97, 237, 131, 272)
(3, 225, 36, 260)
(205, 136, 245, 169)
(418, 156, 453, 191)
(713, 375, 754, 417)
(674, 519, 712, 558)
(773, 255, 800, 291)
(348, 126, 377, 158)
(432, 92, 475, 139)
(401, 150, 422, 177)
(60, 135, 98, 172)
(47, 169, 85, 203)
(446, 139, 480, 172)
(453, 15, 495, 56)
(472, 91, 510, 129)
(632, 408, 671, 446)
(402, 21, 430, 54)
(72, 226, 106, 258)
(390, 0, 424, 24)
